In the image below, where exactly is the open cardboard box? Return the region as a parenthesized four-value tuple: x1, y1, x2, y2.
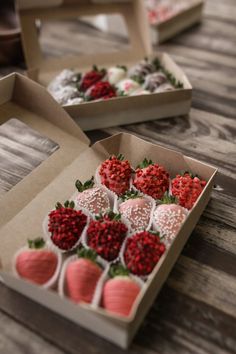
(17, 0, 192, 130)
(0, 74, 216, 348)
(150, 0, 204, 44)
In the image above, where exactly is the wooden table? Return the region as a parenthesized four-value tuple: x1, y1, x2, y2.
(1, 0, 236, 353)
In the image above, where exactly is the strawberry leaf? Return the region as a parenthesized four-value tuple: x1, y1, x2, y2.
(136, 158, 153, 169)
(28, 237, 45, 249)
(160, 192, 178, 205)
(109, 264, 130, 278)
(120, 188, 140, 201)
(75, 176, 95, 192)
(77, 248, 98, 262)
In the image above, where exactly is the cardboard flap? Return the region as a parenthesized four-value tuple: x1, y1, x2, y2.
(17, 0, 152, 70)
(0, 73, 89, 227)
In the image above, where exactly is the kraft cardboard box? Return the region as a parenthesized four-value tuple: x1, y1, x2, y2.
(17, 0, 192, 130)
(0, 73, 217, 349)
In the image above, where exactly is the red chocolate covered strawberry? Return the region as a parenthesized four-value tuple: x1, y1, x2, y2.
(75, 176, 110, 215)
(48, 200, 87, 251)
(133, 158, 169, 199)
(65, 248, 102, 304)
(87, 211, 128, 261)
(124, 230, 165, 276)
(88, 81, 117, 101)
(102, 265, 141, 317)
(15, 238, 58, 286)
(79, 65, 106, 92)
(99, 154, 132, 196)
(119, 189, 153, 231)
(153, 193, 187, 246)
(171, 172, 207, 210)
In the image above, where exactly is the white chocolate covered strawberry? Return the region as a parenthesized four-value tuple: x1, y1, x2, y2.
(116, 79, 140, 95)
(75, 177, 110, 215)
(102, 265, 141, 317)
(107, 66, 127, 85)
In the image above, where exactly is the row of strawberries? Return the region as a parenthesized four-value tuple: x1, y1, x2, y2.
(47, 57, 183, 106)
(13, 155, 207, 318)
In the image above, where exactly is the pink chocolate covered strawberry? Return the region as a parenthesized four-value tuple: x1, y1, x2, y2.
(99, 154, 132, 196)
(48, 200, 87, 251)
(171, 172, 207, 210)
(75, 176, 110, 215)
(65, 248, 103, 304)
(87, 211, 128, 261)
(119, 189, 153, 231)
(102, 265, 141, 317)
(124, 230, 165, 276)
(153, 193, 187, 246)
(133, 158, 169, 200)
(15, 238, 58, 286)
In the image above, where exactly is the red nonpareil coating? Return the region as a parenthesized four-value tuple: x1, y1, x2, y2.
(171, 172, 207, 210)
(87, 212, 128, 261)
(65, 250, 102, 304)
(89, 81, 117, 100)
(133, 159, 169, 200)
(48, 201, 87, 250)
(79, 66, 106, 92)
(153, 204, 187, 245)
(102, 277, 140, 317)
(99, 155, 132, 196)
(124, 231, 165, 276)
(119, 191, 152, 231)
(15, 238, 58, 285)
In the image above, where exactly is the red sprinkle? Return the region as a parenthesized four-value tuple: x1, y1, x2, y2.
(124, 231, 166, 276)
(48, 208, 87, 250)
(80, 70, 105, 92)
(87, 215, 128, 261)
(89, 81, 117, 100)
(171, 173, 207, 209)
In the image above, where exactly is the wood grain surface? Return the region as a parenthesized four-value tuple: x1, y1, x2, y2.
(0, 0, 236, 353)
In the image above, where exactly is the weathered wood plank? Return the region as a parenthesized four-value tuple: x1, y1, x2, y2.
(0, 311, 63, 354)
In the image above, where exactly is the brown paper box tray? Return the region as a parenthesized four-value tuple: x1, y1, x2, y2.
(17, 0, 192, 130)
(151, 0, 204, 44)
(0, 74, 217, 348)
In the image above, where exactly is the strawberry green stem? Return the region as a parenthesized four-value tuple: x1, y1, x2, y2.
(136, 158, 153, 169)
(75, 176, 95, 192)
(109, 264, 130, 278)
(120, 188, 141, 201)
(77, 248, 97, 262)
(160, 192, 178, 204)
(28, 237, 45, 249)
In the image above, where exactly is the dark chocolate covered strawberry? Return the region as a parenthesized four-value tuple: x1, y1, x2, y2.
(75, 176, 110, 215)
(15, 238, 58, 286)
(171, 172, 207, 210)
(124, 230, 165, 276)
(119, 189, 153, 231)
(48, 200, 87, 251)
(86, 211, 128, 261)
(133, 158, 169, 199)
(65, 248, 102, 304)
(99, 154, 132, 196)
(102, 264, 141, 317)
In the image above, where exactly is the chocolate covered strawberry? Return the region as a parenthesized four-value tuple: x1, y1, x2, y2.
(102, 265, 141, 317)
(75, 176, 110, 215)
(79, 65, 106, 92)
(99, 154, 132, 196)
(48, 200, 87, 251)
(88, 81, 116, 100)
(171, 172, 207, 210)
(65, 248, 102, 304)
(153, 193, 187, 246)
(87, 212, 128, 261)
(133, 158, 169, 199)
(124, 230, 165, 276)
(119, 189, 153, 231)
(15, 238, 58, 286)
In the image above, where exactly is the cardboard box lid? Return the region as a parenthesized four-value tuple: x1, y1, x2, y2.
(0, 73, 89, 227)
(17, 0, 152, 73)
